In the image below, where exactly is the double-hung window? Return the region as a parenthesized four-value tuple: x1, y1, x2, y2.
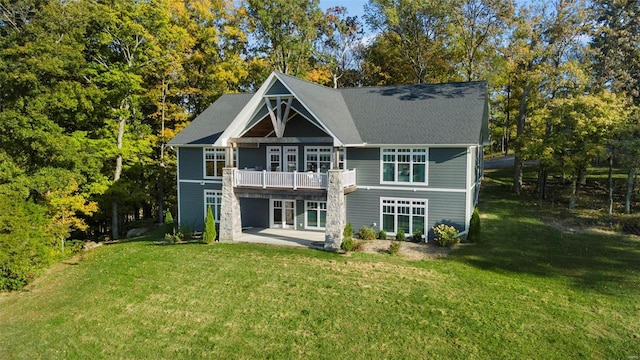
(204, 148, 236, 178)
(381, 148, 427, 184)
(381, 198, 426, 235)
(204, 190, 222, 223)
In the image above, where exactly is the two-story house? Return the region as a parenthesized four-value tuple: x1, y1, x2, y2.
(168, 71, 488, 250)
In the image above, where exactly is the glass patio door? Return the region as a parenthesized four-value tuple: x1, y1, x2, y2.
(271, 200, 295, 229)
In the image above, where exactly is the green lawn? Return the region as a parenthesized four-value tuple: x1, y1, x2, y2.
(1, 169, 639, 359)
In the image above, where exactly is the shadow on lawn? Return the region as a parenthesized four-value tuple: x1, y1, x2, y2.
(454, 171, 640, 295)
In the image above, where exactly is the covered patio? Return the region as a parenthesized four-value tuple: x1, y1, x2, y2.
(234, 228, 325, 249)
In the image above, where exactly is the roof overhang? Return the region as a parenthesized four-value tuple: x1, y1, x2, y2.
(215, 72, 345, 147)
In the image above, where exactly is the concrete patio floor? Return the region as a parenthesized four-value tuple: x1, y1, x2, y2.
(234, 228, 326, 249)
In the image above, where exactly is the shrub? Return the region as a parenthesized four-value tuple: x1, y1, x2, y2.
(357, 226, 377, 240)
(412, 230, 423, 243)
(352, 240, 365, 252)
(164, 211, 174, 235)
(343, 222, 353, 239)
(389, 241, 401, 255)
(432, 224, 460, 247)
(179, 224, 195, 241)
(202, 205, 216, 244)
(395, 230, 405, 241)
(378, 229, 387, 240)
(468, 208, 481, 242)
(164, 211, 174, 225)
(341, 237, 355, 252)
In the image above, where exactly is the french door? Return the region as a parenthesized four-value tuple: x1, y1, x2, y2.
(270, 199, 296, 229)
(266, 146, 298, 172)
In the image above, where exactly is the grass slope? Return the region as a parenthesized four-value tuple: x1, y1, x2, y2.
(1, 169, 639, 359)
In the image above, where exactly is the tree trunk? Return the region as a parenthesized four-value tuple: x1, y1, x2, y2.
(608, 156, 614, 218)
(625, 166, 637, 214)
(512, 84, 532, 195)
(112, 99, 127, 240)
(569, 167, 586, 210)
(504, 83, 511, 155)
(569, 177, 577, 209)
(158, 79, 167, 224)
(537, 166, 547, 201)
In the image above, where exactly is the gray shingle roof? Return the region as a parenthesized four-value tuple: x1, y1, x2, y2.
(340, 81, 488, 145)
(168, 93, 252, 146)
(168, 73, 488, 147)
(276, 73, 362, 144)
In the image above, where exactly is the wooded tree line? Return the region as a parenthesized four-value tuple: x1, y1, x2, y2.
(0, 0, 638, 288)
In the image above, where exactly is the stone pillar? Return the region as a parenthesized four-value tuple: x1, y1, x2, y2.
(219, 167, 242, 241)
(324, 169, 345, 251)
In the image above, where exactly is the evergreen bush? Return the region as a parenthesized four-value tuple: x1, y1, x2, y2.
(378, 229, 387, 240)
(341, 237, 355, 252)
(343, 222, 353, 239)
(202, 206, 216, 244)
(395, 230, 405, 241)
(468, 208, 481, 242)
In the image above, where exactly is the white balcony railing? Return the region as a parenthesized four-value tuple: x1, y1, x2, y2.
(235, 169, 356, 190)
(343, 168, 357, 187)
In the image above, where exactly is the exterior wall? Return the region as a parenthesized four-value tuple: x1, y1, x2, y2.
(238, 142, 334, 172)
(178, 147, 206, 180)
(346, 147, 468, 189)
(429, 148, 467, 189)
(176, 143, 477, 237)
(345, 189, 467, 240)
(345, 146, 471, 239)
(281, 115, 330, 137)
(240, 198, 269, 228)
(178, 182, 222, 231)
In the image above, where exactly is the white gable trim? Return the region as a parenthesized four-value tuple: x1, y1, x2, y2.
(216, 72, 344, 147)
(216, 73, 280, 147)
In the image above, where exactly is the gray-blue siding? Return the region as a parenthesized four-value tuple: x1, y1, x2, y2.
(346, 147, 468, 189)
(178, 147, 205, 180)
(238, 142, 334, 171)
(345, 189, 467, 239)
(178, 182, 222, 231)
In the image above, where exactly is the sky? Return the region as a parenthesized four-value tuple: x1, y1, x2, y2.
(319, 0, 369, 24)
(319, 0, 376, 41)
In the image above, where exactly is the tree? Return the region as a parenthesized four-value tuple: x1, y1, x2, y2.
(591, 0, 640, 213)
(364, 0, 459, 84)
(247, 0, 325, 77)
(202, 205, 216, 243)
(319, 6, 363, 88)
(452, 0, 514, 81)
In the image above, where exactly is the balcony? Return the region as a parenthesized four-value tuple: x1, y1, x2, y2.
(234, 169, 356, 190)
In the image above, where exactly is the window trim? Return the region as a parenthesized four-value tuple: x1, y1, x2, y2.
(203, 147, 237, 179)
(304, 200, 327, 230)
(379, 147, 428, 185)
(379, 197, 428, 236)
(304, 146, 346, 173)
(204, 190, 222, 223)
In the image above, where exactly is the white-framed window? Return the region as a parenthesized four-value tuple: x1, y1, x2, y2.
(204, 147, 236, 178)
(304, 147, 345, 172)
(284, 146, 298, 172)
(267, 146, 281, 172)
(204, 190, 222, 223)
(381, 198, 427, 235)
(380, 148, 428, 184)
(305, 201, 327, 229)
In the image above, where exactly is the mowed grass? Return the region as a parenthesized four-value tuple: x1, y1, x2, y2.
(1, 169, 640, 359)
